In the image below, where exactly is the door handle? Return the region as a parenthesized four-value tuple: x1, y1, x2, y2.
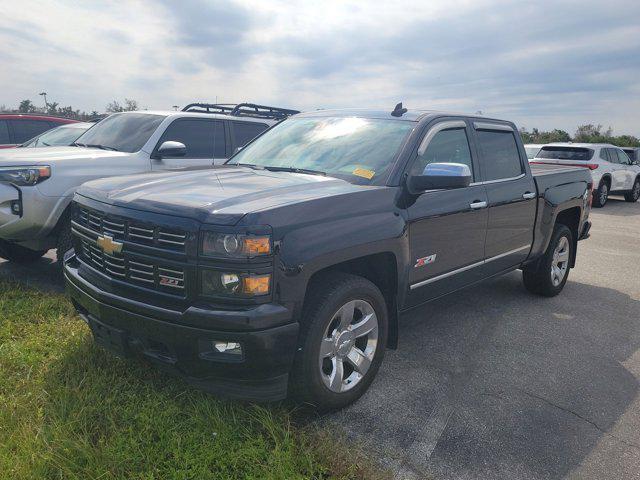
(469, 200, 487, 210)
(522, 192, 537, 199)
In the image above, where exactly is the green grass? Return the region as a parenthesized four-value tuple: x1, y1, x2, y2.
(0, 281, 385, 480)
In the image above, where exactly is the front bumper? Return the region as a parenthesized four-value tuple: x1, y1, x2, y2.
(64, 256, 299, 402)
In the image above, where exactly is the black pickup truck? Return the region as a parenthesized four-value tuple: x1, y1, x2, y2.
(64, 107, 593, 411)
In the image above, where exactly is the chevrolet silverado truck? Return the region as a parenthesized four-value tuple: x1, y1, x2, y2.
(0, 103, 297, 267)
(64, 106, 592, 411)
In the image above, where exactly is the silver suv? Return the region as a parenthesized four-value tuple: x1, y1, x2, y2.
(532, 143, 640, 207)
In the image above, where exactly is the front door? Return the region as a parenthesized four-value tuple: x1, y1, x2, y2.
(472, 122, 537, 275)
(405, 120, 488, 308)
(151, 118, 225, 170)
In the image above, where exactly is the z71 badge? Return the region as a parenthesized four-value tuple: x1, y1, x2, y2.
(414, 254, 437, 268)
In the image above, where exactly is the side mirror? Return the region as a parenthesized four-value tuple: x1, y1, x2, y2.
(408, 162, 471, 194)
(156, 141, 187, 158)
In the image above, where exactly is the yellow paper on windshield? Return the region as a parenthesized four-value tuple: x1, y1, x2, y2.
(353, 167, 375, 180)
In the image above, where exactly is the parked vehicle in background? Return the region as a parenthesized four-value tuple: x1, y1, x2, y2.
(532, 143, 640, 207)
(0, 103, 298, 267)
(64, 106, 592, 410)
(524, 143, 544, 159)
(622, 147, 640, 164)
(20, 122, 92, 148)
(0, 114, 79, 148)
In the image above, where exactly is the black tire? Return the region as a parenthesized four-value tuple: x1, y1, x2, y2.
(55, 213, 74, 271)
(523, 224, 573, 297)
(290, 273, 388, 412)
(592, 180, 609, 208)
(624, 178, 640, 203)
(0, 239, 46, 264)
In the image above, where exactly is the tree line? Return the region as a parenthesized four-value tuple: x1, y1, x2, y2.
(0, 98, 140, 120)
(519, 125, 639, 147)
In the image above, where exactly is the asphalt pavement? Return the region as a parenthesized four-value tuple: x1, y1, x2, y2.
(1, 197, 639, 480)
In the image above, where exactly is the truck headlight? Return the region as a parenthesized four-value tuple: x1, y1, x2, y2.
(201, 270, 271, 297)
(0, 166, 51, 186)
(201, 232, 271, 258)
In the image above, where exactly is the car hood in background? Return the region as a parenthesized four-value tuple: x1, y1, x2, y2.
(0, 146, 129, 165)
(76, 166, 369, 225)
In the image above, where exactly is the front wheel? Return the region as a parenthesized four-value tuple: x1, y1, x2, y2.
(0, 240, 46, 264)
(624, 178, 640, 203)
(523, 224, 573, 297)
(592, 181, 609, 208)
(290, 273, 388, 412)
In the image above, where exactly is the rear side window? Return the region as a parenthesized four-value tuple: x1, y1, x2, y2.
(538, 146, 595, 161)
(599, 149, 610, 162)
(158, 119, 221, 158)
(412, 128, 474, 179)
(10, 119, 53, 143)
(476, 130, 523, 181)
(0, 120, 9, 143)
(214, 121, 226, 158)
(232, 121, 268, 149)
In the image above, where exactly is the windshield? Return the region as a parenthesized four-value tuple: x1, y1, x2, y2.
(537, 146, 594, 161)
(23, 124, 89, 147)
(74, 113, 165, 153)
(525, 146, 541, 159)
(227, 116, 415, 184)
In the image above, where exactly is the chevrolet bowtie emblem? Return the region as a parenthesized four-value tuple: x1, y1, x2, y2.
(96, 234, 123, 255)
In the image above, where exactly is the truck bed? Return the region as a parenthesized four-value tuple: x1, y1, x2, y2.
(530, 163, 593, 192)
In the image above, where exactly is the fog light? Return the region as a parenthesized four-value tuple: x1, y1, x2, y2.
(10, 200, 22, 216)
(213, 341, 242, 355)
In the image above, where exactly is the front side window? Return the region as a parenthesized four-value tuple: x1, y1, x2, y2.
(227, 116, 415, 185)
(476, 130, 523, 181)
(412, 128, 473, 179)
(10, 120, 52, 143)
(615, 149, 631, 165)
(232, 121, 268, 149)
(75, 113, 165, 153)
(157, 119, 218, 158)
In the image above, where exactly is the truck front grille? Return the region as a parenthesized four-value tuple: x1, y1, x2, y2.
(79, 238, 186, 293)
(78, 207, 187, 251)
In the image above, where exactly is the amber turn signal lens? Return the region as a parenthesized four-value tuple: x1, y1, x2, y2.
(244, 237, 271, 255)
(242, 275, 270, 295)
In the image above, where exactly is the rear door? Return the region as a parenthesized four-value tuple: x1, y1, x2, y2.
(151, 118, 223, 170)
(472, 122, 537, 275)
(404, 119, 488, 307)
(613, 148, 634, 190)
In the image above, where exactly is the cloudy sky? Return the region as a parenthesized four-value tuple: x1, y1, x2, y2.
(1, 0, 639, 135)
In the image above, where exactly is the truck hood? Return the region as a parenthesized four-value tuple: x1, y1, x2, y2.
(0, 146, 128, 165)
(76, 166, 370, 225)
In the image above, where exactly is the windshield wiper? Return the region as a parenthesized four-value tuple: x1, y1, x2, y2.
(73, 142, 118, 151)
(262, 166, 326, 176)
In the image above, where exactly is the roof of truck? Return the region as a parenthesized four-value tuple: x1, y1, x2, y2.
(297, 108, 510, 124)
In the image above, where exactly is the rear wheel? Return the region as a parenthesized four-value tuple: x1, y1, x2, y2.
(290, 273, 388, 412)
(592, 180, 609, 208)
(523, 224, 573, 297)
(624, 178, 640, 203)
(0, 240, 46, 264)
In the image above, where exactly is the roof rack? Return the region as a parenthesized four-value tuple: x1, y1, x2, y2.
(181, 103, 299, 120)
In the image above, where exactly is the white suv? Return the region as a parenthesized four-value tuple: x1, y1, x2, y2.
(532, 143, 640, 207)
(0, 103, 298, 266)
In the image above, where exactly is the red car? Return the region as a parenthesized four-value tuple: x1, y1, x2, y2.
(0, 114, 79, 149)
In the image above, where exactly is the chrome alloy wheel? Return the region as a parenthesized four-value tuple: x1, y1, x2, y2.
(551, 236, 570, 287)
(319, 299, 379, 393)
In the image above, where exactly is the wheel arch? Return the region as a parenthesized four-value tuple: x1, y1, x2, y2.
(302, 252, 400, 349)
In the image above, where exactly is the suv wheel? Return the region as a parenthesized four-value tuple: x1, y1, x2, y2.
(0, 240, 46, 264)
(592, 181, 609, 208)
(624, 178, 640, 203)
(290, 273, 387, 412)
(523, 224, 573, 297)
